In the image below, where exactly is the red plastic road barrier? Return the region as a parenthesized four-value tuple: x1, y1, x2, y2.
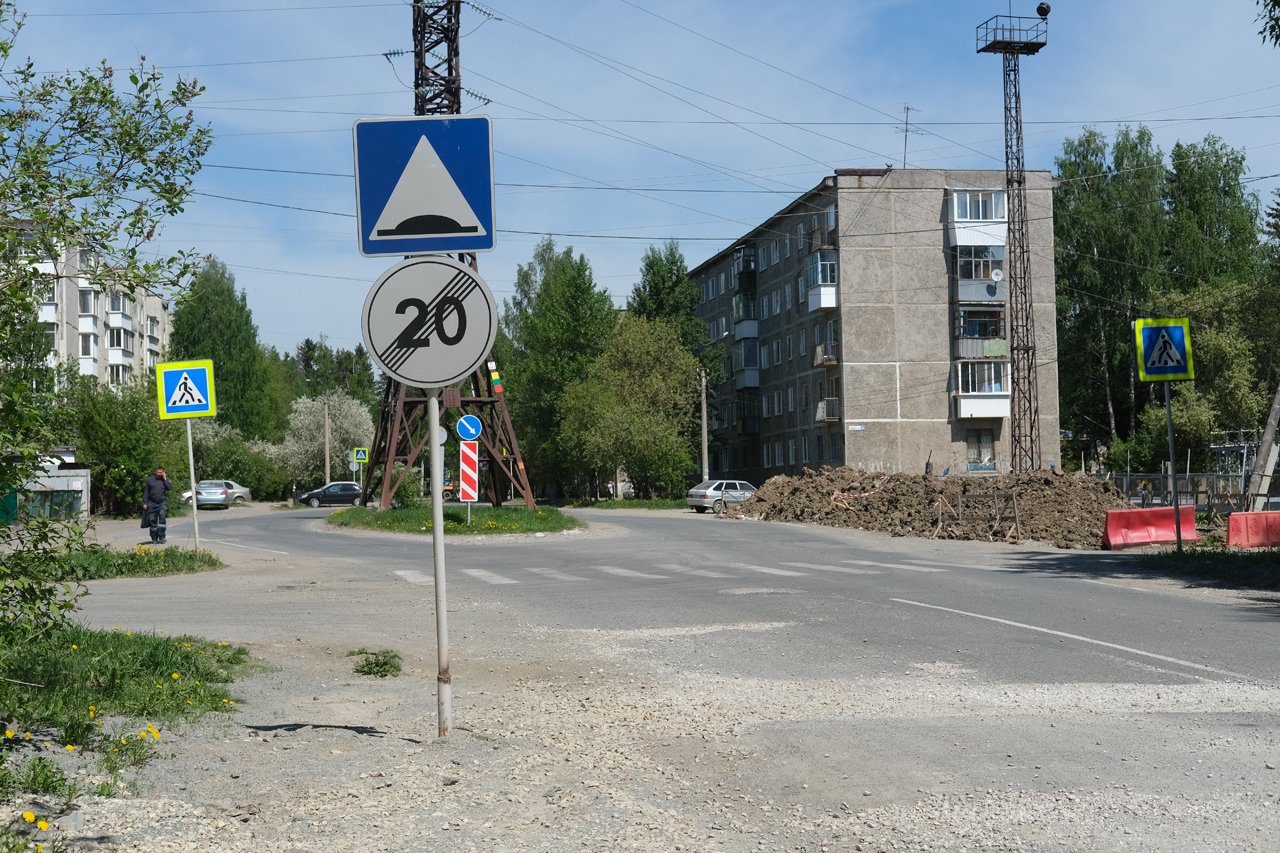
(1102, 506, 1199, 550)
(1227, 511, 1280, 548)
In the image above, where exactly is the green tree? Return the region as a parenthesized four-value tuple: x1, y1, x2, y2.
(1258, 0, 1280, 45)
(0, 2, 208, 641)
(500, 237, 616, 492)
(628, 241, 705, 353)
(1054, 126, 1167, 458)
(169, 259, 267, 437)
(558, 316, 699, 498)
(255, 390, 374, 488)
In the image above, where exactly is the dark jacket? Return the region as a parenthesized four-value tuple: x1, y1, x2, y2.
(144, 474, 171, 505)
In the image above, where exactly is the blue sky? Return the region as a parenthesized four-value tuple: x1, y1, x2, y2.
(19, 1, 1280, 353)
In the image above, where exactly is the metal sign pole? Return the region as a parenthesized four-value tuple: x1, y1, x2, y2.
(185, 419, 200, 551)
(429, 391, 452, 736)
(1164, 381, 1183, 554)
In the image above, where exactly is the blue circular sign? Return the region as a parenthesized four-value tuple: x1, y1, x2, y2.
(457, 414, 483, 441)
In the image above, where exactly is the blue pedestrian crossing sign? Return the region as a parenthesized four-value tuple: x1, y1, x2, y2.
(156, 360, 217, 420)
(1134, 318, 1195, 383)
(353, 115, 495, 257)
(353, 448, 369, 463)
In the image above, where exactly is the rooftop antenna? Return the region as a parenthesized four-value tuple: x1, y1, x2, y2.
(977, 2, 1050, 473)
(898, 105, 923, 168)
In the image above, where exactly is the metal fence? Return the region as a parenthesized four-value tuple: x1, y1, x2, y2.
(1098, 471, 1269, 512)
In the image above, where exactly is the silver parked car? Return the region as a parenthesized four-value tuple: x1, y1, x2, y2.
(687, 480, 756, 514)
(183, 479, 252, 508)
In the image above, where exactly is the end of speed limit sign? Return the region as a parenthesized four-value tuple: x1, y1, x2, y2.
(361, 256, 498, 388)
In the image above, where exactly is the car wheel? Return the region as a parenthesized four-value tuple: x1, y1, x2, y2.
(693, 506, 707, 514)
(443, 490, 455, 501)
(352, 498, 361, 506)
(308, 497, 320, 508)
(232, 495, 245, 504)
(712, 499, 726, 514)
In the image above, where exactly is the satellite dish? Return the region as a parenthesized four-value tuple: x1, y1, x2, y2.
(991, 268, 1005, 282)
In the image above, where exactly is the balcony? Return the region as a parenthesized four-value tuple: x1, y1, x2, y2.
(955, 393, 1011, 419)
(734, 318, 758, 340)
(734, 368, 760, 390)
(808, 285, 838, 311)
(812, 342, 839, 368)
(108, 311, 134, 332)
(38, 303, 56, 324)
(955, 338, 1009, 359)
(77, 357, 97, 376)
(78, 315, 99, 334)
(106, 347, 133, 365)
(815, 397, 841, 422)
(735, 416, 761, 436)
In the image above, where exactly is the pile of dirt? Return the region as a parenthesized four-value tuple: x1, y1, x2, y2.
(738, 467, 1132, 549)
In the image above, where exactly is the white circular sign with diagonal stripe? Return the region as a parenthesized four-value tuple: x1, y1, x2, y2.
(361, 256, 498, 388)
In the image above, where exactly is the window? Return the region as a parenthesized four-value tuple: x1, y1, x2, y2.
(771, 291, 780, 315)
(108, 292, 133, 313)
(763, 446, 771, 468)
(109, 364, 132, 385)
(801, 436, 810, 464)
(803, 250, 838, 289)
(774, 390, 782, 415)
(760, 295, 770, 320)
(801, 384, 809, 410)
(759, 241, 770, 270)
(108, 327, 123, 348)
(830, 435, 842, 463)
(953, 190, 1006, 222)
(775, 441, 784, 467)
(787, 387, 795, 412)
(955, 246, 1005, 281)
(38, 284, 55, 304)
(79, 333, 96, 357)
(828, 376, 839, 398)
(78, 289, 97, 315)
(760, 342, 769, 369)
(771, 340, 780, 364)
(959, 361, 1007, 394)
(827, 319, 838, 348)
(147, 316, 160, 338)
(966, 429, 996, 472)
(825, 203, 837, 230)
(784, 235, 792, 258)
(733, 340, 759, 371)
(719, 272, 726, 295)
(788, 439, 796, 465)
(957, 305, 1005, 338)
(786, 334, 793, 360)
(147, 350, 159, 368)
(785, 286, 793, 310)
(771, 239, 779, 265)
(762, 395, 770, 417)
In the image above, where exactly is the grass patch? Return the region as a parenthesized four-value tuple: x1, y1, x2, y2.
(347, 648, 402, 678)
(62, 544, 221, 581)
(570, 498, 685, 510)
(1135, 546, 1280, 590)
(327, 504, 581, 535)
(1, 623, 256, 811)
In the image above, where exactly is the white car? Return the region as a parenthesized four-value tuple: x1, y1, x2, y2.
(182, 479, 252, 508)
(686, 480, 756, 514)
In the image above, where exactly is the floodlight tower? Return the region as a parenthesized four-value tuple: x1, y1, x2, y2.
(977, 3, 1049, 473)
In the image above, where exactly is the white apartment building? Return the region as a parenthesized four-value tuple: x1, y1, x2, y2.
(33, 245, 171, 386)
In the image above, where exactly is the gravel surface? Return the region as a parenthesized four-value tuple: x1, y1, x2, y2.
(5, 510, 1278, 852)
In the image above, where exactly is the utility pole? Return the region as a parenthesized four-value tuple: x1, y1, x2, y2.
(323, 396, 331, 483)
(977, 3, 1050, 473)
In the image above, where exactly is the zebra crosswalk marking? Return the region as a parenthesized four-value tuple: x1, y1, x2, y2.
(729, 562, 808, 577)
(591, 564, 667, 579)
(523, 567, 586, 582)
(393, 569, 434, 585)
(842, 558, 948, 573)
(780, 561, 881, 575)
(655, 563, 733, 578)
(461, 568, 520, 585)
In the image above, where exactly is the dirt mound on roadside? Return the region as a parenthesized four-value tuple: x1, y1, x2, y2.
(738, 467, 1131, 549)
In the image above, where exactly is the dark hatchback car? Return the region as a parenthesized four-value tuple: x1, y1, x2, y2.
(296, 481, 362, 507)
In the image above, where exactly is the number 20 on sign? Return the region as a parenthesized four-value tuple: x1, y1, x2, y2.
(361, 256, 498, 389)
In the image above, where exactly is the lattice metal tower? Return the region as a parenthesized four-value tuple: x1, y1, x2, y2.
(364, 0, 536, 509)
(977, 5, 1049, 473)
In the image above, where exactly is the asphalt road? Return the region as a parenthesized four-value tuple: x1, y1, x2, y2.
(78, 503, 1280, 846)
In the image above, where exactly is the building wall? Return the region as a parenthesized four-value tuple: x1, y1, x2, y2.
(36, 246, 171, 387)
(691, 167, 1060, 484)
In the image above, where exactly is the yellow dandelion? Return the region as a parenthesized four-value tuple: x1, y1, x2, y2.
(70, 644, 78, 651)
(113, 626, 119, 631)
(171, 672, 181, 680)
(4, 729, 13, 739)
(125, 631, 133, 637)
(21, 811, 34, 823)
(36, 819, 48, 831)
(65, 744, 76, 752)
(24, 732, 31, 740)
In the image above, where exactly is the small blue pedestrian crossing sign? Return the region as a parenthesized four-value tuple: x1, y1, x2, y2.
(353, 448, 369, 463)
(353, 115, 495, 257)
(1134, 318, 1195, 382)
(156, 360, 217, 420)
